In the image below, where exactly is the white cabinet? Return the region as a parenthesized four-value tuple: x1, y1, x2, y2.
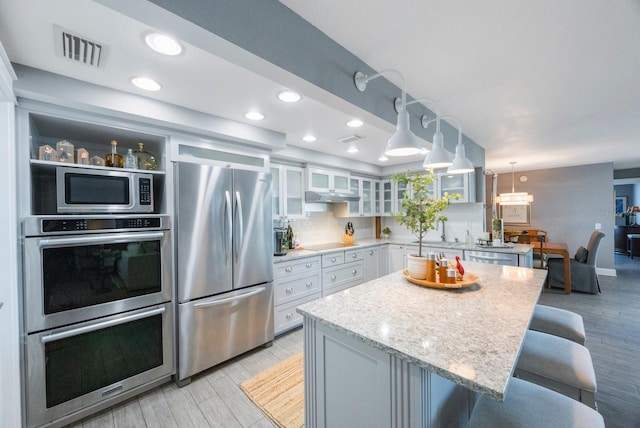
(436, 172, 476, 203)
(381, 180, 393, 216)
(362, 245, 389, 281)
(307, 167, 350, 193)
(388, 244, 406, 273)
(273, 255, 321, 335)
(362, 246, 379, 282)
(322, 249, 363, 296)
(349, 176, 375, 217)
(378, 245, 389, 277)
(374, 180, 382, 216)
(272, 163, 305, 219)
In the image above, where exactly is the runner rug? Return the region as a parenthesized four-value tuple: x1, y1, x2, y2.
(240, 352, 304, 428)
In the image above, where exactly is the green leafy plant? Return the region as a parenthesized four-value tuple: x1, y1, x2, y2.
(392, 170, 460, 257)
(382, 226, 392, 235)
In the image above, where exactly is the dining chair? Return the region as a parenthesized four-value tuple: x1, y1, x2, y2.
(547, 230, 605, 294)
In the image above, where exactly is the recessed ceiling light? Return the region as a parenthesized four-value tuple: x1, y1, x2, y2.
(131, 77, 161, 91)
(145, 33, 183, 56)
(347, 147, 359, 153)
(244, 111, 264, 121)
(378, 155, 389, 161)
(278, 90, 301, 103)
(303, 135, 317, 142)
(347, 119, 363, 128)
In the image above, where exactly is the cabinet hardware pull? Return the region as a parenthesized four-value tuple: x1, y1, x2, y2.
(286, 287, 293, 294)
(352, 269, 357, 275)
(305, 262, 311, 268)
(331, 275, 336, 281)
(352, 254, 357, 258)
(306, 281, 312, 288)
(286, 313, 293, 320)
(285, 266, 292, 272)
(369, 250, 374, 255)
(331, 257, 336, 262)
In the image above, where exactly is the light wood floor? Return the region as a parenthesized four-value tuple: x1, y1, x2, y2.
(66, 255, 640, 428)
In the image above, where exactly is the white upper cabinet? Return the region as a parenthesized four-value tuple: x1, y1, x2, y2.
(436, 172, 476, 203)
(272, 163, 305, 219)
(307, 167, 350, 193)
(348, 176, 375, 217)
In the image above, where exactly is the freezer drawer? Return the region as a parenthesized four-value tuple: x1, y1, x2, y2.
(177, 283, 274, 383)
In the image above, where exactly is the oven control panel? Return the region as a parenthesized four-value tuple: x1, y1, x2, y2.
(24, 215, 169, 236)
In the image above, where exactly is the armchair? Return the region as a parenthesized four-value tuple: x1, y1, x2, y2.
(547, 230, 605, 294)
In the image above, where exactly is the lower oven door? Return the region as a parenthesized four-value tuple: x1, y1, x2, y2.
(24, 230, 172, 333)
(26, 303, 173, 428)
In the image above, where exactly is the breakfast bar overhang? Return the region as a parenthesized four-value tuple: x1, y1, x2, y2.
(297, 262, 548, 427)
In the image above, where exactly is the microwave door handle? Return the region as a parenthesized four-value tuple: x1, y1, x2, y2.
(38, 231, 166, 247)
(41, 305, 165, 344)
(224, 190, 232, 266)
(235, 191, 243, 264)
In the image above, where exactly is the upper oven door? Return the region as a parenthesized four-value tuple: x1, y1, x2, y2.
(24, 230, 172, 333)
(56, 167, 153, 214)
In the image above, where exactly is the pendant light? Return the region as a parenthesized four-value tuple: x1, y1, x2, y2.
(420, 114, 473, 173)
(354, 70, 422, 156)
(393, 97, 453, 169)
(496, 162, 534, 205)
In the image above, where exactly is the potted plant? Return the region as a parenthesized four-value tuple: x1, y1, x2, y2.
(392, 170, 459, 279)
(382, 226, 392, 239)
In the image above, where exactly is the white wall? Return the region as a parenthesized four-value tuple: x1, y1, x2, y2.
(0, 45, 21, 427)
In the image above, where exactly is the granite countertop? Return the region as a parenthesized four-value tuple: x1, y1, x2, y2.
(273, 238, 383, 263)
(296, 261, 547, 401)
(273, 238, 532, 263)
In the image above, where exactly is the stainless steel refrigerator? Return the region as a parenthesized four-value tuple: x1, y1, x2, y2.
(175, 161, 274, 385)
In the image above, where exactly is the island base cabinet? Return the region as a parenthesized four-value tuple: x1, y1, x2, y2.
(303, 318, 476, 427)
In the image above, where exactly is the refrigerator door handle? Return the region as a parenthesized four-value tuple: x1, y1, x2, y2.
(224, 190, 232, 265)
(193, 286, 265, 309)
(234, 190, 243, 264)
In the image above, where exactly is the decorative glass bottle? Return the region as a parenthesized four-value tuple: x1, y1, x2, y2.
(134, 142, 157, 170)
(491, 218, 504, 246)
(124, 148, 138, 169)
(105, 140, 124, 168)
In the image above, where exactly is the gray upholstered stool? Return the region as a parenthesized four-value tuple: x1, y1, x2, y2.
(515, 330, 597, 409)
(627, 234, 640, 259)
(529, 304, 586, 345)
(468, 377, 604, 428)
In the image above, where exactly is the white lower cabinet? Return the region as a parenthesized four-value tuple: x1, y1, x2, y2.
(274, 255, 321, 335)
(388, 244, 405, 273)
(322, 248, 364, 296)
(362, 246, 379, 282)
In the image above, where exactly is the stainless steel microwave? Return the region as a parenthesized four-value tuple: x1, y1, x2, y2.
(56, 167, 154, 214)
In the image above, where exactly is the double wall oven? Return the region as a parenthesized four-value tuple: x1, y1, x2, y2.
(23, 215, 173, 428)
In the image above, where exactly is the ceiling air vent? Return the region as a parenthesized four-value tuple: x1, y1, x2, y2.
(53, 25, 105, 68)
(338, 135, 363, 144)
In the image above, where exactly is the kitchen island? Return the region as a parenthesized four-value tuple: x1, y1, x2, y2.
(297, 262, 548, 427)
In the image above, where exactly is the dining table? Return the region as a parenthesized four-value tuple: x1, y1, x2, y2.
(534, 242, 572, 294)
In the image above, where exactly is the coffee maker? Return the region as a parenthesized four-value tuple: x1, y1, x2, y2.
(273, 227, 287, 256)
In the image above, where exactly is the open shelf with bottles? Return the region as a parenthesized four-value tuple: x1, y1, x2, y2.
(19, 106, 169, 216)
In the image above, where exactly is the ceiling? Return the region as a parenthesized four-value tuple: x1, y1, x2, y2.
(1, 0, 639, 174)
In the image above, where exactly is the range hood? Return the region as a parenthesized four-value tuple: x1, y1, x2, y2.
(305, 190, 360, 203)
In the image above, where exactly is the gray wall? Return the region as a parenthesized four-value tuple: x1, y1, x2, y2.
(493, 163, 615, 271)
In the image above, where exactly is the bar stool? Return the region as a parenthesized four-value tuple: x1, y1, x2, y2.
(515, 330, 597, 409)
(627, 234, 640, 259)
(529, 304, 586, 345)
(468, 378, 604, 428)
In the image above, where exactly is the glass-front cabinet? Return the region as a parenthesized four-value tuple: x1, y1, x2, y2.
(374, 180, 382, 216)
(381, 180, 393, 216)
(436, 171, 476, 203)
(271, 163, 305, 219)
(349, 176, 375, 216)
(307, 167, 350, 193)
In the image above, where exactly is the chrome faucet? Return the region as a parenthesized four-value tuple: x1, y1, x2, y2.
(440, 219, 446, 242)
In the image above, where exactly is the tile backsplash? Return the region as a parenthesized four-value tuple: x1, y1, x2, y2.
(277, 202, 485, 247)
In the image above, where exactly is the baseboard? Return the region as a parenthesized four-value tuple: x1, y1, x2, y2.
(596, 268, 616, 277)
